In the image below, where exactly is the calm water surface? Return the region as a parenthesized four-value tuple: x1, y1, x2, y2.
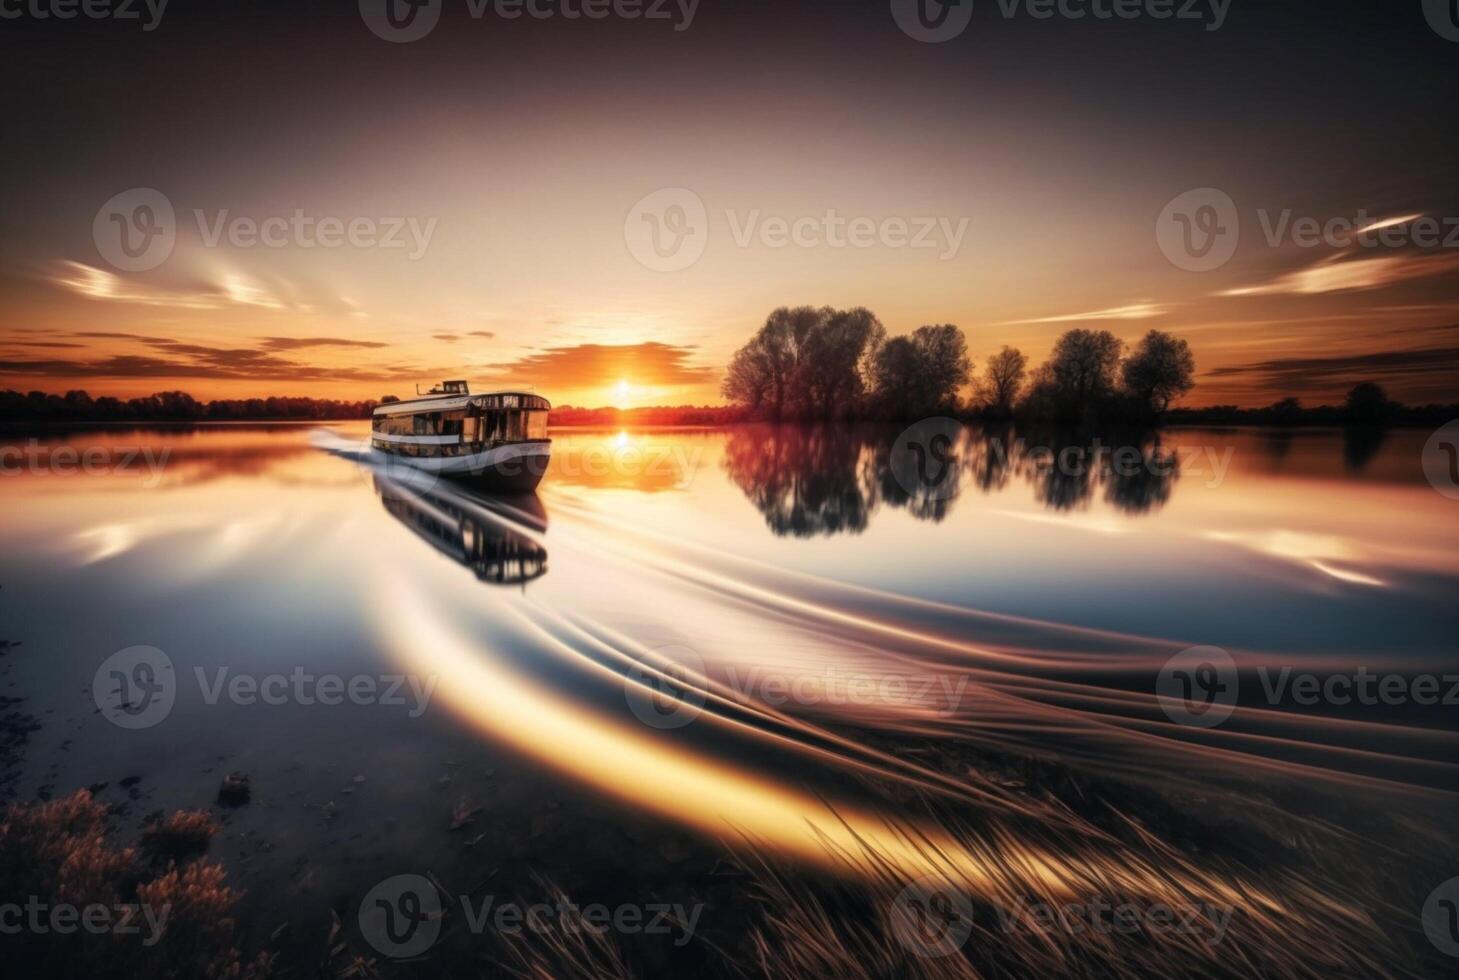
(1, 422, 1455, 975)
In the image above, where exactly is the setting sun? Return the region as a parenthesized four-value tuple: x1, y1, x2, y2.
(614, 379, 631, 407)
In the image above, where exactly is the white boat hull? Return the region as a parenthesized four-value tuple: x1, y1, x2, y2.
(372, 440, 551, 492)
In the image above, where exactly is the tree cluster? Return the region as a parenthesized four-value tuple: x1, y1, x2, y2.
(722, 309, 1196, 423)
(1017, 328, 1196, 424)
(722, 307, 972, 421)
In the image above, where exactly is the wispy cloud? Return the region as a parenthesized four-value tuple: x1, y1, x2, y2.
(51, 262, 222, 310)
(1, 331, 419, 384)
(1355, 213, 1425, 236)
(218, 273, 286, 310)
(0, 351, 423, 383)
(257, 336, 389, 351)
(999, 302, 1166, 325)
(48, 261, 305, 313)
(1219, 252, 1459, 297)
(1206, 345, 1459, 395)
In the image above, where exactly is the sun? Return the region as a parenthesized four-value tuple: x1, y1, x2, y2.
(613, 379, 631, 407)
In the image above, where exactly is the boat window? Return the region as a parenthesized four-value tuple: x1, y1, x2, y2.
(374, 415, 413, 437)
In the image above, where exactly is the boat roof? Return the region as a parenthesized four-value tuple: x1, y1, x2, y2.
(372, 388, 548, 416)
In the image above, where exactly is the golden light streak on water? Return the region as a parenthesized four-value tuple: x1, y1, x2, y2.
(371, 562, 1327, 935)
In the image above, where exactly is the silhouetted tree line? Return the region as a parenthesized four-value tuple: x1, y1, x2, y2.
(723, 309, 1195, 424)
(0, 389, 377, 422)
(723, 310, 1456, 427)
(1169, 382, 1459, 427)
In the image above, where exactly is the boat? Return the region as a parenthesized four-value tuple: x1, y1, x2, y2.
(370, 381, 551, 492)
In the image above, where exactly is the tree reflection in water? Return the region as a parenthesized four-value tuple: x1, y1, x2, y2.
(719, 425, 876, 537)
(722, 423, 1181, 536)
(1342, 425, 1387, 473)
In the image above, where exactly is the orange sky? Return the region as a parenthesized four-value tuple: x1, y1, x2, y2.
(5, 237, 1457, 408)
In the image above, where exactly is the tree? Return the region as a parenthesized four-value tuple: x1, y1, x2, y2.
(1039, 329, 1123, 420)
(800, 307, 885, 420)
(721, 343, 773, 414)
(1344, 382, 1392, 425)
(720, 306, 826, 420)
(1121, 330, 1195, 416)
(867, 336, 922, 420)
(979, 346, 1027, 417)
(909, 324, 971, 410)
(867, 324, 971, 419)
(1267, 396, 1301, 425)
(722, 306, 889, 420)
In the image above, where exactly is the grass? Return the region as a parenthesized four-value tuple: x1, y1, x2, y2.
(0, 790, 273, 980)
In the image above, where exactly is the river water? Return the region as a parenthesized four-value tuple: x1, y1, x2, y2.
(1, 422, 1455, 977)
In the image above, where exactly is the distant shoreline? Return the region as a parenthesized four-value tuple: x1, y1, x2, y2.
(2, 415, 1454, 432)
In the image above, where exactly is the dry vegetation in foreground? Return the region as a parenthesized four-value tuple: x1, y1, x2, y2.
(0, 790, 272, 980)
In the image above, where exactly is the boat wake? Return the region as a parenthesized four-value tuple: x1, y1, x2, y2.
(337, 453, 1454, 978)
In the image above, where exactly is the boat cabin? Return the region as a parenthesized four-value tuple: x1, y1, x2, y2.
(371, 382, 551, 458)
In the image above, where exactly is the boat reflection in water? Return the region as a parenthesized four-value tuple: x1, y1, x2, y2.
(372, 474, 548, 586)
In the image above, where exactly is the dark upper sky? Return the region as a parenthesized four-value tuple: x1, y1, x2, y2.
(2, 0, 1457, 404)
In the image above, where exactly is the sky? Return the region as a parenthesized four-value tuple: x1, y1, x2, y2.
(1, 0, 1457, 408)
